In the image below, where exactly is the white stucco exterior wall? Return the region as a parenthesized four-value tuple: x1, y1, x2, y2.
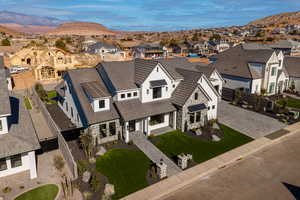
(0, 151, 37, 179)
(141, 64, 180, 103)
(198, 76, 219, 120)
(251, 79, 262, 94)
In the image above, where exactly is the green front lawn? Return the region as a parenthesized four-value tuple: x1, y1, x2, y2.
(277, 97, 300, 109)
(47, 91, 58, 104)
(15, 184, 59, 200)
(153, 124, 253, 164)
(96, 149, 151, 199)
(23, 97, 32, 110)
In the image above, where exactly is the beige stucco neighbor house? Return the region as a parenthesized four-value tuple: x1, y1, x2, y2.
(9, 47, 100, 81)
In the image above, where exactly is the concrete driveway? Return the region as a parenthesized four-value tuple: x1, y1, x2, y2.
(162, 130, 300, 200)
(218, 101, 286, 138)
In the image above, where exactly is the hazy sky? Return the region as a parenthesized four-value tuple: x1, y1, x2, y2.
(1, 0, 300, 31)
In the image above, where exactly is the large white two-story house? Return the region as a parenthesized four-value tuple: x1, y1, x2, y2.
(0, 59, 40, 179)
(55, 58, 222, 144)
(211, 44, 289, 95)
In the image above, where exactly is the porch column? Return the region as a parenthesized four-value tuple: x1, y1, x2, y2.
(125, 121, 129, 143)
(147, 117, 151, 136)
(29, 151, 37, 179)
(173, 111, 177, 130)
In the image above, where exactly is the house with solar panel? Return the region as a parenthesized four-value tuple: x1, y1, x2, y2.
(55, 57, 222, 144)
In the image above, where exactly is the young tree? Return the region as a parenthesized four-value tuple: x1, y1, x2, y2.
(55, 39, 67, 51)
(79, 130, 94, 159)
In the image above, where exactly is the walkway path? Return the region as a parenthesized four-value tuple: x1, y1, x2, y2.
(131, 132, 182, 177)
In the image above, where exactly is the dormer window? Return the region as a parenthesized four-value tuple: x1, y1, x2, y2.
(153, 87, 162, 99)
(127, 93, 132, 98)
(99, 100, 105, 109)
(0, 120, 2, 131)
(133, 92, 138, 96)
(121, 94, 125, 99)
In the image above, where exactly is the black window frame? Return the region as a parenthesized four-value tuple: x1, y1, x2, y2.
(152, 87, 162, 99)
(0, 158, 7, 171)
(127, 93, 132, 98)
(194, 92, 198, 100)
(133, 92, 138, 97)
(109, 122, 116, 136)
(99, 123, 107, 138)
(196, 112, 201, 122)
(121, 94, 125, 99)
(99, 100, 105, 109)
(190, 113, 195, 124)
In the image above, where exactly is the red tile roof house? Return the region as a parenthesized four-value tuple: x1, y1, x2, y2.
(55, 57, 223, 144)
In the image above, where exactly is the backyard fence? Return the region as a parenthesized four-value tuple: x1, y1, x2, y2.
(30, 88, 78, 180)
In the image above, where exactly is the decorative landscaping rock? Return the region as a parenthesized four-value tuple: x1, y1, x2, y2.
(242, 104, 248, 109)
(212, 134, 221, 142)
(104, 184, 115, 196)
(212, 123, 220, 130)
(82, 171, 91, 183)
(96, 146, 107, 156)
(195, 129, 202, 135)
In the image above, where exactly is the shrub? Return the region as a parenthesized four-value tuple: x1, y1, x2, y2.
(19, 186, 25, 190)
(2, 186, 12, 193)
(35, 83, 48, 102)
(77, 160, 88, 176)
(89, 174, 100, 191)
(54, 155, 65, 171)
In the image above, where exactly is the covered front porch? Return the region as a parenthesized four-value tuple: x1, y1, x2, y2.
(123, 111, 176, 143)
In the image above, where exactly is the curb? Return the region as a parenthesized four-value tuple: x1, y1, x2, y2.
(122, 123, 300, 200)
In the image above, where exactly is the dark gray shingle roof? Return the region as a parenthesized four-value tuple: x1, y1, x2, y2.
(115, 99, 176, 121)
(284, 56, 300, 78)
(0, 95, 40, 159)
(81, 81, 110, 99)
(211, 45, 274, 79)
(66, 68, 119, 125)
(0, 57, 10, 116)
(172, 68, 204, 106)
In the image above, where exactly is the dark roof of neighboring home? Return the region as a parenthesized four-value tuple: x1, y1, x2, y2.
(271, 39, 300, 49)
(55, 81, 65, 98)
(0, 57, 11, 116)
(211, 45, 274, 79)
(172, 68, 206, 106)
(114, 99, 176, 121)
(242, 43, 272, 50)
(0, 95, 40, 159)
(284, 56, 300, 78)
(81, 81, 110, 99)
(193, 62, 215, 78)
(65, 68, 119, 125)
(88, 42, 117, 51)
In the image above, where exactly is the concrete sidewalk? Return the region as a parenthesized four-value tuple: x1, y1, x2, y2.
(122, 122, 300, 200)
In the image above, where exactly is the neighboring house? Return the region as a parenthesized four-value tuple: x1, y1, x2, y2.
(0, 60, 40, 179)
(9, 47, 100, 81)
(133, 43, 168, 59)
(211, 45, 289, 96)
(284, 56, 300, 92)
(192, 41, 210, 55)
(55, 58, 220, 144)
(208, 40, 230, 53)
(270, 39, 300, 56)
(85, 42, 126, 61)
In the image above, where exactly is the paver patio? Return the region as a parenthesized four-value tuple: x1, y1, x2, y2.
(218, 100, 286, 138)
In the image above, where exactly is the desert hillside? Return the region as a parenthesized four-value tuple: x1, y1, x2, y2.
(47, 22, 116, 36)
(0, 24, 21, 36)
(0, 23, 55, 34)
(249, 11, 300, 26)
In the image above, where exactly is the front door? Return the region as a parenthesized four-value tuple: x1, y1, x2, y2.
(128, 120, 136, 132)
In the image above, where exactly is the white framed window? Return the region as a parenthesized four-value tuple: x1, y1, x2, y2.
(0, 158, 7, 171)
(121, 94, 125, 99)
(11, 154, 22, 168)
